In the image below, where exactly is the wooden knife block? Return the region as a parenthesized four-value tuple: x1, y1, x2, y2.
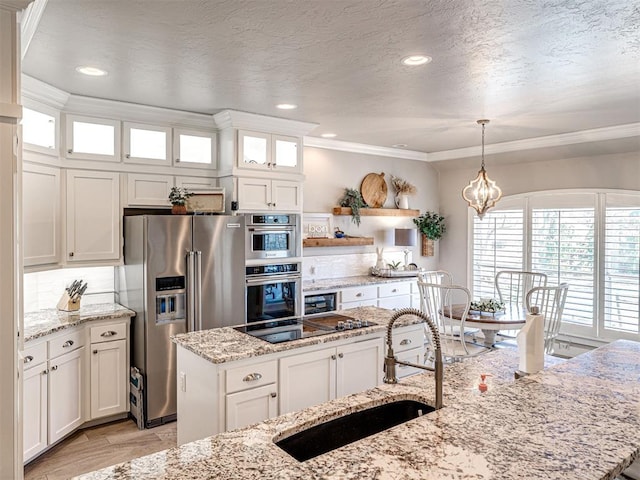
(57, 292, 81, 312)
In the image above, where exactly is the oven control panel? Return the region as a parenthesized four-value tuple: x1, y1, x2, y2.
(246, 263, 300, 276)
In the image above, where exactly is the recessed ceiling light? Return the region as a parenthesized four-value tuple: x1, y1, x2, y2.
(75, 66, 108, 76)
(321, 133, 337, 138)
(276, 103, 298, 110)
(392, 143, 408, 148)
(401, 55, 432, 66)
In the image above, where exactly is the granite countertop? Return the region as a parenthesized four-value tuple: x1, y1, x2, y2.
(73, 340, 640, 480)
(303, 274, 417, 292)
(171, 306, 422, 364)
(23, 303, 135, 342)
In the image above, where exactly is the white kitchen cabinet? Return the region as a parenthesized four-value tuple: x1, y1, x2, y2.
(23, 162, 60, 267)
(126, 173, 173, 207)
(22, 342, 48, 463)
(378, 281, 413, 310)
(237, 177, 301, 212)
(392, 323, 426, 379)
(225, 384, 278, 431)
(66, 170, 121, 263)
(173, 128, 216, 169)
(339, 285, 378, 309)
(279, 337, 383, 415)
(175, 176, 217, 190)
(90, 339, 127, 419)
(48, 345, 85, 443)
(123, 122, 171, 166)
(238, 130, 301, 174)
(65, 114, 120, 162)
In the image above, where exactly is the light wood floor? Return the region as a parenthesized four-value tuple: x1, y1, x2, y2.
(24, 419, 176, 480)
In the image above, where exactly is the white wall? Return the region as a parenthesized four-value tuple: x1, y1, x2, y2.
(436, 151, 640, 286)
(302, 146, 440, 280)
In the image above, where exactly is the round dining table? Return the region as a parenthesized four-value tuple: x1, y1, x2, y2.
(443, 304, 528, 347)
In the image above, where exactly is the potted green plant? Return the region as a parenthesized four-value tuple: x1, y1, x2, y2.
(168, 186, 193, 214)
(338, 188, 368, 226)
(413, 211, 446, 256)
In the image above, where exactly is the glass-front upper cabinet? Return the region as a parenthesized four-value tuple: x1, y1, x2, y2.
(173, 128, 216, 169)
(22, 107, 57, 154)
(65, 114, 120, 162)
(237, 130, 301, 173)
(123, 122, 171, 166)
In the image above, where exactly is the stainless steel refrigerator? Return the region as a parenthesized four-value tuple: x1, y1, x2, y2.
(118, 214, 245, 427)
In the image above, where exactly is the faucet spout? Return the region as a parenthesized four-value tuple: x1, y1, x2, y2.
(383, 308, 444, 410)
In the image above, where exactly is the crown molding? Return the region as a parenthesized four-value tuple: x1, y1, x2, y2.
(0, 0, 32, 12)
(213, 109, 318, 137)
(64, 94, 214, 129)
(21, 74, 69, 109)
(304, 136, 428, 162)
(19, 0, 46, 58)
(428, 123, 640, 162)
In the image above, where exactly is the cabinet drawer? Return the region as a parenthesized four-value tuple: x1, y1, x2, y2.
(48, 329, 84, 359)
(226, 360, 277, 394)
(22, 342, 47, 370)
(392, 325, 424, 353)
(340, 286, 377, 303)
(90, 322, 127, 343)
(378, 282, 411, 298)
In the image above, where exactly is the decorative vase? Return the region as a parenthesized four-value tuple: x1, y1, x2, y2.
(395, 194, 410, 210)
(171, 204, 187, 215)
(421, 235, 434, 257)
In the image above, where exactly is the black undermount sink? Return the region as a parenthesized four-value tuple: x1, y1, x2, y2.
(275, 399, 435, 462)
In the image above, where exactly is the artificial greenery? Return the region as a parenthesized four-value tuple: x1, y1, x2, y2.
(338, 188, 368, 226)
(470, 298, 505, 313)
(387, 260, 402, 270)
(413, 211, 446, 240)
(168, 186, 193, 206)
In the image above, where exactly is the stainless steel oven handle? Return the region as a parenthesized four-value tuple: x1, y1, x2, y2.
(247, 226, 293, 232)
(246, 274, 301, 285)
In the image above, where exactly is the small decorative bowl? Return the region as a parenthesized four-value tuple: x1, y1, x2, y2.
(334, 229, 345, 238)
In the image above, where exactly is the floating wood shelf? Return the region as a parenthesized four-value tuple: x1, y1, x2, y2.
(332, 207, 420, 217)
(303, 237, 374, 247)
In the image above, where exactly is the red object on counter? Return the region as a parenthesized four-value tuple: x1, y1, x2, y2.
(478, 373, 490, 393)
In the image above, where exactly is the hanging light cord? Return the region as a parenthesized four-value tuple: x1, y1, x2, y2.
(480, 122, 486, 170)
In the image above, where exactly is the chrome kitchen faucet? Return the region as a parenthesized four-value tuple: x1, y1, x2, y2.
(383, 308, 444, 410)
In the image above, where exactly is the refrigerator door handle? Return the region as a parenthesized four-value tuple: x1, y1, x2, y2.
(187, 251, 196, 332)
(195, 250, 203, 331)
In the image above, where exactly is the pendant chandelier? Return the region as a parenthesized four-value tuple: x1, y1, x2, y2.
(462, 119, 502, 219)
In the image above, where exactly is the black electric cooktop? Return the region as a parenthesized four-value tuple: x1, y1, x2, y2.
(233, 313, 377, 344)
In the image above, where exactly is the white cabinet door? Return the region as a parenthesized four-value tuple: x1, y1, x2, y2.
(126, 173, 173, 207)
(66, 170, 120, 262)
(336, 338, 383, 398)
(237, 177, 271, 211)
(175, 176, 217, 190)
(65, 114, 120, 162)
(23, 163, 60, 267)
(48, 346, 84, 443)
(174, 129, 216, 169)
(225, 383, 278, 431)
(271, 180, 302, 212)
(238, 130, 271, 170)
(123, 122, 171, 166)
(23, 363, 48, 462)
(90, 339, 127, 419)
(279, 347, 336, 415)
(271, 135, 300, 173)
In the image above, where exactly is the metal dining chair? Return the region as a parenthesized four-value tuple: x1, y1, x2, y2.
(525, 283, 569, 355)
(495, 270, 548, 308)
(418, 281, 490, 363)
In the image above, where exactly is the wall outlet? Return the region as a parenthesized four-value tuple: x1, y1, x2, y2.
(180, 372, 186, 392)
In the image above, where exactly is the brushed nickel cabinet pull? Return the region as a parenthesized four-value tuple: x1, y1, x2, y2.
(400, 339, 412, 345)
(338, 353, 344, 358)
(42, 369, 49, 375)
(62, 340, 74, 348)
(67, 149, 73, 154)
(270, 392, 277, 398)
(331, 354, 336, 360)
(101, 331, 117, 337)
(93, 350, 98, 354)
(24, 355, 34, 364)
(69, 252, 74, 257)
(243, 372, 262, 382)
(51, 365, 58, 371)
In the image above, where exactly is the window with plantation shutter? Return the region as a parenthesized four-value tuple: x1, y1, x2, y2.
(531, 207, 595, 327)
(604, 196, 640, 334)
(472, 209, 524, 299)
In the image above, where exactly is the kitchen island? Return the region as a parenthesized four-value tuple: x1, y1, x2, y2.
(73, 317, 640, 479)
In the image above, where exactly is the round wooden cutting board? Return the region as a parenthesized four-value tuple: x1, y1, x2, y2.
(360, 172, 387, 208)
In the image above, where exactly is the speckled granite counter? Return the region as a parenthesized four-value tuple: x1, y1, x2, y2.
(23, 303, 135, 341)
(75, 335, 640, 480)
(303, 274, 416, 292)
(172, 306, 420, 364)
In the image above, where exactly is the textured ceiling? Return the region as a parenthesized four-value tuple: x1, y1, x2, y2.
(22, 0, 640, 155)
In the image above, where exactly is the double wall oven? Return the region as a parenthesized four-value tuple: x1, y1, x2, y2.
(244, 213, 303, 342)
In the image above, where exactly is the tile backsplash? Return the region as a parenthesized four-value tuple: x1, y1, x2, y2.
(303, 252, 405, 282)
(24, 266, 116, 313)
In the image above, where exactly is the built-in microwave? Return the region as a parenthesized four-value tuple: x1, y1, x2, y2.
(304, 292, 338, 316)
(245, 214, 300, 261)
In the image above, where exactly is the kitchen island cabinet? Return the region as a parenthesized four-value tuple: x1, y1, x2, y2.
(75, 341, 640, 480)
